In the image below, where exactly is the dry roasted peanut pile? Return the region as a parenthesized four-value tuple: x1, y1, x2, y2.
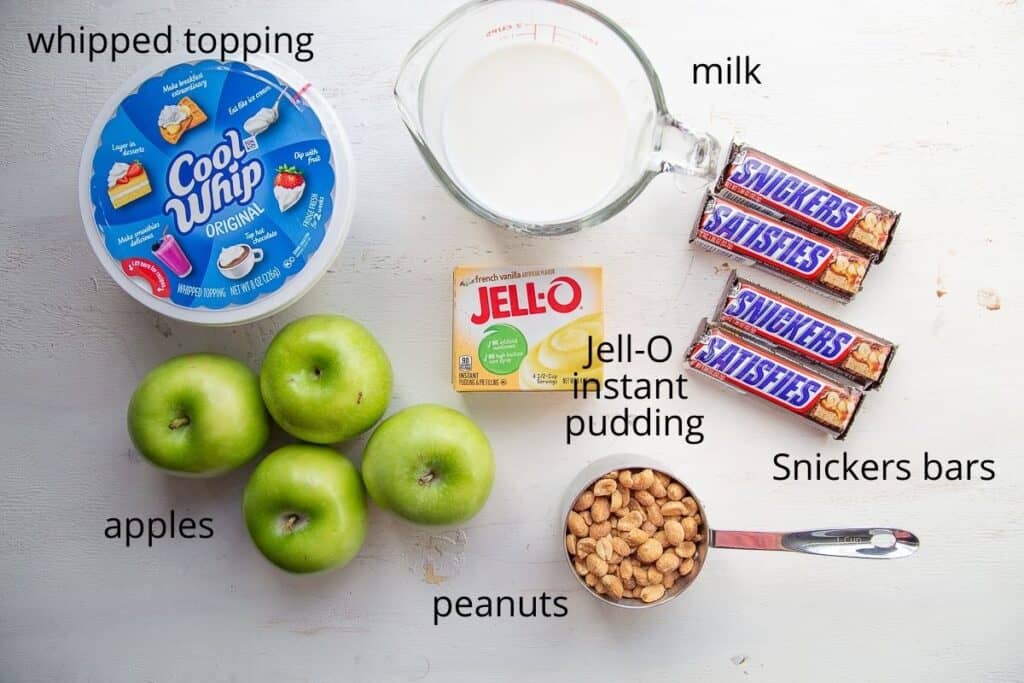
(565, 468, 703, 604)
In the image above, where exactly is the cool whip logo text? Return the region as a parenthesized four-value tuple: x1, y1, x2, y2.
(727, 154, 863, 231)
(470, 276, 583, 325)
(725, 287, 855, 362)
(693, 333, 822, 409)
(701, 200, 834, 277)
(163, 129, 263, 235)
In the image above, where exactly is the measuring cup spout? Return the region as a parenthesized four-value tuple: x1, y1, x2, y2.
(656, 114, 720, 182)
(710, 528, 920, 559)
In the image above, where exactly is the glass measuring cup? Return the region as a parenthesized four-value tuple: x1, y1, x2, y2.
(395, 0, 719, 235)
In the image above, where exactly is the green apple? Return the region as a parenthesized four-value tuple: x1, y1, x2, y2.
(127, 353, 269, 476)
(260, 315, 392, 444)
(242, 444, 367, 573)
(362, 404, 494, 525)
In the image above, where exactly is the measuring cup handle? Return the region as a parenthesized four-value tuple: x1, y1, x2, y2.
(710, 528, 920, 559)
(656, 114, 720, 181)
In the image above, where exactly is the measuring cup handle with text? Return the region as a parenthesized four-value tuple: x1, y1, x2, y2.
(710, 528, 920, 559)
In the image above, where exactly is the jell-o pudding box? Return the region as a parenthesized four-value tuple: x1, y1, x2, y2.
(453, 267, 603, 391)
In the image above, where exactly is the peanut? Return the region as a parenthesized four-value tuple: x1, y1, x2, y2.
(681, 516, 698, 540)
(624, 528, 650, 547)
(641, 521, 657, 535)
(586, 553, 609, 578)
(585, 572, 598, 587)
(602, 574, 625, 600)
(617, 510, 644, 533)
(646, 504, 664, 527)
(662, 569, 679, 589)
(593, 478, 617, 496)
(618, 470, 633, 488)
(618, 486, 631, 507)
(591, 497, 610, 523)
(640, 584, 666, 603)
(568, 511, 588, 538)
(650, 480, 667, 499)
(634, 568, 649, 586)
(609, 489, 623, 512)
(635, 490, 655, 507)
(675, 541, 696, 559)
(666, 482, 684, 501)
(611, 537, 631, 557)
(596, 535, 614, 562)
(637, 539, 664, 564)
(573, 490, 595, 512)
(589, 521, 612, 539)
(632, 469, 655, 491)
(660, 501, 686, 517)
(619, 558, 633, 580)
(678, 557, 695, 576)
(680, 497, 698, 516)
(565, 534, 576, 555)
(664, 519, 685, 546)
(656, 552, 681, 573)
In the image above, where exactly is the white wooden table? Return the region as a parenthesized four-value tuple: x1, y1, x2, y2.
(1, 1, 1022, 680)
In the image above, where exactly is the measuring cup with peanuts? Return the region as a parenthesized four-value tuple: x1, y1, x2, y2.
(395, 0, 719, 235)
(563, 456, 920, 609)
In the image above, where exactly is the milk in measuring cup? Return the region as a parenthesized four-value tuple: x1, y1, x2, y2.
(442, 44, 629, 223)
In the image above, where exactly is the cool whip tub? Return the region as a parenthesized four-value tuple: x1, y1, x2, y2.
(79, 57, 355, 325)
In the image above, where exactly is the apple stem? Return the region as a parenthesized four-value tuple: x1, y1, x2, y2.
(168, 415, 191, 430)
(284, 514, 300, 532)
(418, 470, 435, 486)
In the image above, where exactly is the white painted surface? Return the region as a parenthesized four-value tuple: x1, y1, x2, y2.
(0, 1, 1021, 681)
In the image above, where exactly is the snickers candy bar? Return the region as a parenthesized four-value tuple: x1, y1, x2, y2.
(687, 319, 864, 439)
(690, 193, 871, 302)
(713, 271, 896, 389)
(717, 143, 898, 261)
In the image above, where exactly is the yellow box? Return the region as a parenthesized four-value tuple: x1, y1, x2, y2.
(453, 266, 604, 392)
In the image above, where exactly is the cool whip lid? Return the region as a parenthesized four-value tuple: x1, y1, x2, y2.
(79, 56, 355, 325)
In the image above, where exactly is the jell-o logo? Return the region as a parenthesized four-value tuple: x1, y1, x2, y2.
(469, 276, 583, 324)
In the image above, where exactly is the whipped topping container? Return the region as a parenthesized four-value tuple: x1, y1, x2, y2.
(79, 56, 355, 325)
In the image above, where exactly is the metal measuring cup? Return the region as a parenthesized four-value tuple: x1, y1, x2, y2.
(561, 455, 920, 609)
